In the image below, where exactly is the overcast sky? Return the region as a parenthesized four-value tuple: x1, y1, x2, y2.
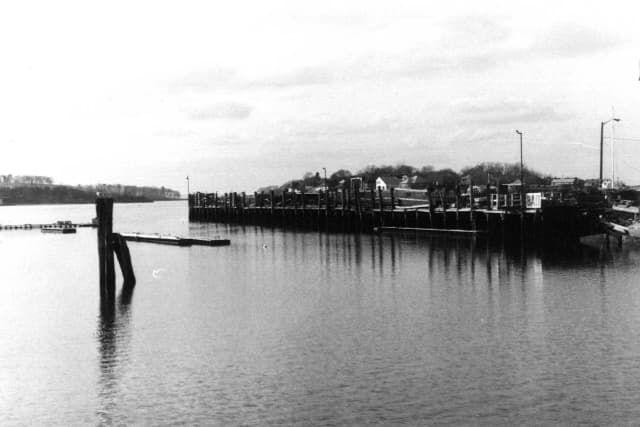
(1, 0, 640, 193)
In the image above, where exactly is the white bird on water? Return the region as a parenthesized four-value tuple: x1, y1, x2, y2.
(152, 268, 166, 279)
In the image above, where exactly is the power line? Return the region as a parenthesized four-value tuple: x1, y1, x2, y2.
(616, 146, 640, 174)
(603, 136, 640, 142)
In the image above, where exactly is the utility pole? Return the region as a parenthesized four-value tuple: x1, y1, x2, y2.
(322, 167, 327, 192)
(611, 106, 617, 187)
(600, 121, 605, 186)
(600, 117, 620, 188)
(516, 130, 525, 240)
(516, 130, 524, 207)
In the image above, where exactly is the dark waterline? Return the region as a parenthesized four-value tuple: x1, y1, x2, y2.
(1, 201, 640, 425)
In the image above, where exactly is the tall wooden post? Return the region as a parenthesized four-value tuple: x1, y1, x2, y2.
(390, 188, 395, 210)
(270, 190, 275, 215)
(468, 180, 475, 230)
(428, 190, 434, 214)
(224, 193, 228, 217)
(378, 187, 384, 227)
(97, 197, 115, 302)
(370, 188, 375, 211)
(112, 233, 136, 287)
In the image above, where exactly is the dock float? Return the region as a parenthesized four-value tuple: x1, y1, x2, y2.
(375, 226, 486, 234)
(41, 227, 77, 234)
(1, 221, 95, 231)
(120, 233, 230, 247)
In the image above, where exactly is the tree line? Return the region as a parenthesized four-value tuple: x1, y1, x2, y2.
(0, 175, 181, 205)
(0, 175, 54, 185)
(256, 162, 551, 193)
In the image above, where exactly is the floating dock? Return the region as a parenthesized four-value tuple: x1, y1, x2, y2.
(1, 221, 95, 231)
(41, 227, 77, 234)
(120, 232, 230, 247)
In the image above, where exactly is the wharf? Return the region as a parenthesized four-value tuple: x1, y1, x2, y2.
(188, 190, 604, 243)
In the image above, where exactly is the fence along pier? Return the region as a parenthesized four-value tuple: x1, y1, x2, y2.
(188, 188, 602, 243)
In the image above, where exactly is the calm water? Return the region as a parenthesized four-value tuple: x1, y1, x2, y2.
(1, 201, 640, 425)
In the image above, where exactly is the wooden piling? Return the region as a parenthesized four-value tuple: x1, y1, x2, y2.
(390, 188, 395, 210)
(96, 197, 116, 301)
(270, 190, 275, 215)
(112, 233, 136, 287)
(378, 187, 384, 227)
(96, 198, 137, 302)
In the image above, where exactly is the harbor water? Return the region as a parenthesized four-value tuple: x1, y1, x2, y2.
(1, 201, 640, 425)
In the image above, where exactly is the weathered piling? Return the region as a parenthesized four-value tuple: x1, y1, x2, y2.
(96, 197, 136, 303)
(112, 233, 136, 286)
(96, 197, 116, 301)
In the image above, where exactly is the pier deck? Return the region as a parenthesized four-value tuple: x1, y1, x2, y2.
(188, 190, 603, 243)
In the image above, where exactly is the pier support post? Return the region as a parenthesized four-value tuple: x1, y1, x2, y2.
(390, 188, 395, 210)
(378, 187, 384, 227)
(112, 233, 136, 287)
(97, 198, 136, 303)
(96, 197, 116, 302)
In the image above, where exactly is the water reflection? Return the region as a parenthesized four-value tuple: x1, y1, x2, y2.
(95, 221, 640, 424)
(96, 289, 133, 424)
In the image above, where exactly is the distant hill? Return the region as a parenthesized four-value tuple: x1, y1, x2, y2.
(0, 176, 181, 206)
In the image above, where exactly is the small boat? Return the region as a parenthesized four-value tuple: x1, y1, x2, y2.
(601, 219, 640, 239)
(41, 227, 77, 234)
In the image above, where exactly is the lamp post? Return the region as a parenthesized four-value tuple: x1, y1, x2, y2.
(322, 167, 327, 192)
(515, 130, 524, 208)
(600, 117, 621, 188)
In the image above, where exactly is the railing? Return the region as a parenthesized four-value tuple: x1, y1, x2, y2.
(192, 189, 591, 211)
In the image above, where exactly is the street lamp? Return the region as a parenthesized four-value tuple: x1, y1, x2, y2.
(515, 130, 524, 208)
(600, 117, 621, 187)
(322, 167, 327, 192)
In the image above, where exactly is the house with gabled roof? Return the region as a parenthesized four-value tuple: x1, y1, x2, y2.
(376, 176, 403, 190)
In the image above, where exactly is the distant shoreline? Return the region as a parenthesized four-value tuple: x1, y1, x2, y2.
(0, 199, 182, 207)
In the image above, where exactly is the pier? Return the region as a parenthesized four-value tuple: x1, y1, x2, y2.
(188, 189, 603, 243)
(0, 221, 95, 231)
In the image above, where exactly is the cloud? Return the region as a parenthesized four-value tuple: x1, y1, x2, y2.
(170, 21, 622, 94)
(249, 66, 334, 88)
(454, 98, 571, 125)
(171, 67, 239, 92)
(153, 128, 198, 138)
(529, 22, 621, 58)
(186, 102, 253, 120)
(441, 14, 512, 49)
(283, 116, 411, 141)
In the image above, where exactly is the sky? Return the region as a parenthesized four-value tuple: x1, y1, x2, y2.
(1, 0, 640, 194)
